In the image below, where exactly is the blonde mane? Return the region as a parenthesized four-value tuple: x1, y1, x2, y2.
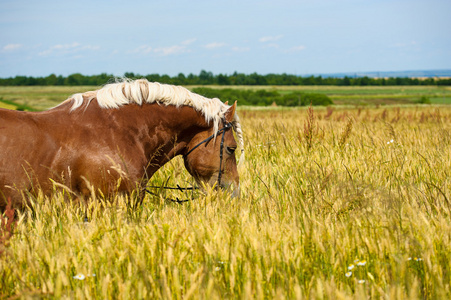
(66, 78, 244, 164)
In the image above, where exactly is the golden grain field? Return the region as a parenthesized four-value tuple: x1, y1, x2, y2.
(1, 105, 450, 299)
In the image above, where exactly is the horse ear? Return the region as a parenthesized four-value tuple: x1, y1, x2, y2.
(224, 101, 229, 105)
(224, 101, 237, 122)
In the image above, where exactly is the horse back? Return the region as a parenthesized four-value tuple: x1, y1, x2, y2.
(0, 106, 146, 210)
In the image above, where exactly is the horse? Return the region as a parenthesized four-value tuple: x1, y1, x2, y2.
(0, 79, 244, 211)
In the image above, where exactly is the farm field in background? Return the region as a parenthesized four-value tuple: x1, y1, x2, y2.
(1, 85, 451, 110)
(187, 85, 451, 105)
(0, 86, 96, 111)
(1, 104, 450, 299)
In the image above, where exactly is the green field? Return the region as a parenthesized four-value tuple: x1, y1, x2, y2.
(1, 85, 451, 110)
(1, 105, 451, 298)
(0, 86, 99, 111)
(187, 85, 451, 105)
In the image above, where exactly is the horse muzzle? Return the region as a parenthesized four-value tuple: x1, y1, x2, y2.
(218, 181, 240, 198)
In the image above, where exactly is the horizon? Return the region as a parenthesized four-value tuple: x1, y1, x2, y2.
(1, 0, 450, 78)
(2, 68, 451, 80)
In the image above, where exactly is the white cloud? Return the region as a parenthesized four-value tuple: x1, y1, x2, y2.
(132, 45, 153, 54)
(38, 49, 54, 56)
(3, 44, 23, 51)
(132, 39, 196, 56)
(181, 38, 197, 45)
(259, 35, 283, 43)
(53, 42, 80, 50)
(287, 45, 306, 52)
(232, 47, 250, 52)
(154, 45, 188, 56)
(263, 43, 280, 49)
(82, 45, 100, 51)
(204, 42, 227, 49)
(38, 42, 99, 56)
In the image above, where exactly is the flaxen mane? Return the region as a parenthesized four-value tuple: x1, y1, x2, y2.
(63, 78, 245, 165)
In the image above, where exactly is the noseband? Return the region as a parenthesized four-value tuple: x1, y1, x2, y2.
(184, 119, 233, 187)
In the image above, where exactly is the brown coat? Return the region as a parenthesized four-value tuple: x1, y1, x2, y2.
(0, 99, 239, 211)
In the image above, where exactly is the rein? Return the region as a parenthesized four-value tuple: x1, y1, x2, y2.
(145, 120, 233, 203)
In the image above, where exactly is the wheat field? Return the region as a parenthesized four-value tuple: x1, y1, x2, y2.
(1, 105, 450, 299)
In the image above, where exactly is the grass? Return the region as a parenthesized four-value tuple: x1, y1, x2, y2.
(430, 97, 451, 104)
(0, 97, 37, 111)
(1, 85, 451, 110)
(0, 99, 18, 110)
(187, 85, 451, 105)
(1, 105, 451, 299)
(0, 86, 100, 111)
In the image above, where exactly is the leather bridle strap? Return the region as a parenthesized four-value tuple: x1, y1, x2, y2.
(184, 121, 233, 157)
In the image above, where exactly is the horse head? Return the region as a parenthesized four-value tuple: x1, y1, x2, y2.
(183, 102, 240, 197)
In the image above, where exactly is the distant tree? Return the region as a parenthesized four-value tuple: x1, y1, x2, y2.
(342, 76, 351, 86)
(187, 73, 196, 84)
(124, 72, 135, 79)
(145, 74, 161, 83)
(96, 73, 114, 85)
(437, 78, 451, 85)
(217, 74, 230, 85)
(175, 73, 186, 85)
(45, 74, 58, 85)
(303, 76, 316, 85)
(231, 72, 247, 85)
(360, 76, 370, 86)
(199, 70, 213, 84)
(65, 73, 85, 85)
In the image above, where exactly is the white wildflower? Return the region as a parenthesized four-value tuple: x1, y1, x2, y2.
(357, 260, 367, 266)
(73, 274, 85, 280)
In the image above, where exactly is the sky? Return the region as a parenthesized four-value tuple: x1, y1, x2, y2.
(1, 0, 450, 78)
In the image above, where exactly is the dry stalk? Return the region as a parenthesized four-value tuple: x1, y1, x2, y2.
(324, 107, 334, 120)
(303, 104, 316, 151)
(385, 122, 396, 141)
(0, 198, 16, 256)
(338, 117, 354, 148)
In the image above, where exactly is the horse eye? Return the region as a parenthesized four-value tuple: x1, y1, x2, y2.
(226, 146, 237, 155)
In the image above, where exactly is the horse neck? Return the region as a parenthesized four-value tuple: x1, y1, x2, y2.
(111, 103, 210, 168)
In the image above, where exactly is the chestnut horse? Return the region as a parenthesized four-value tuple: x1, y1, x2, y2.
(0, 79, 244, 211)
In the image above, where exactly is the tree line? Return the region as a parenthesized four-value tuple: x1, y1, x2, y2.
(1, 70, 450, 86)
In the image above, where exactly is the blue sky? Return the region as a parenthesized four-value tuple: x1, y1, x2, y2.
(1, 0, 450, 77)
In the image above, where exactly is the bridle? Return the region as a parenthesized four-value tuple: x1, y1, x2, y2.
(184, 119, 233, 187)
(146, 119, 234, 202)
